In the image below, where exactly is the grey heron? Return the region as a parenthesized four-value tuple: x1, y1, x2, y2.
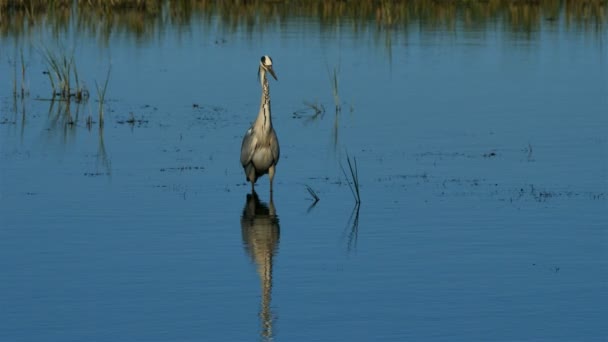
(240, 55, 279, 194)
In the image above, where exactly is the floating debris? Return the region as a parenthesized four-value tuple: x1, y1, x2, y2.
(160, 166, 205, 172)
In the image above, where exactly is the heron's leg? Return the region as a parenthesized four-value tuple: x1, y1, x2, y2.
(246, 165, 256, 194)
(268, 164, 276, 194)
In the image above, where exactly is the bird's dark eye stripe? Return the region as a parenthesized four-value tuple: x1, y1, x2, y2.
(261, 56, 266, 64)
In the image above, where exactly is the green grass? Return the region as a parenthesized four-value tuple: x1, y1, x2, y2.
(41, 46, 89, 101)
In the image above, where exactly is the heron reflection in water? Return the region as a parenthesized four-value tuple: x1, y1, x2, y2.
(241, 192, 280, 340)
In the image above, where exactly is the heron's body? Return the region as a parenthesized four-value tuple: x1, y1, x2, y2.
(241, 56, 280, 194)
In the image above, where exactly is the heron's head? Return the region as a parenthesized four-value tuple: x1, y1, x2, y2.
(258, 55, 277, 81)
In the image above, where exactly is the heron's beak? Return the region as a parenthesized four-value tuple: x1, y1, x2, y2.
(267, 66, 278, 81)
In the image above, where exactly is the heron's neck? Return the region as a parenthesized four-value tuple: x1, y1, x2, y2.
(255, 70, 272, 131)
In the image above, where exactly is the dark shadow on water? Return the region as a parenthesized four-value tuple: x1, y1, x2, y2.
(240, 192, 280, 341)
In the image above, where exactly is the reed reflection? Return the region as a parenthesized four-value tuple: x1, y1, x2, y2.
(41, 99, 111, 176)
(240, 192, 280, 341)
(46, 99, 79, 145)
(8, 95, 27, 143)
(96, 124, 112, 177)
(1, 1, 605, 42)
(344, 203, 360, 253)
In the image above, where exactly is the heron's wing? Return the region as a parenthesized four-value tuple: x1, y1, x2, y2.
(270, 129, 280, 165)
(240, 127, 257, 167)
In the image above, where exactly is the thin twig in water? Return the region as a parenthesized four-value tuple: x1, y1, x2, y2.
(304, 101, 325, 121)
(12, 55, 17, 99)
(305, 184, 320, 213)
(73, 59, 88, 102)
(20, 48, 28, 98)
(305, 184, 320, 203)
(293, 101, 325, 121)
(327, 65, 341, 112)
(95, 66, 111, 127)
(339, 151, 361, 204)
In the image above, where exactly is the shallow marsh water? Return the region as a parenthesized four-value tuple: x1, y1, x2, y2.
(1, 2, 607, 341)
